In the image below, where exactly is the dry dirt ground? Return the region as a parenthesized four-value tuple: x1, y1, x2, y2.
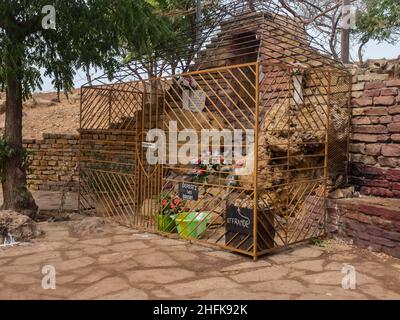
(0, 90, 80, 139)
(0, 191, 400, 300)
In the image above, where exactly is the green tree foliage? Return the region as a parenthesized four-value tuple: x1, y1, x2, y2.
(125, 0, 221, 78)
(355, 0, 400, 62)
(0, 0, 163, 211)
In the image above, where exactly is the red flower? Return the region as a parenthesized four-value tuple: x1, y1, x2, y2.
(170, 204, 175, 209)
(161, 199, 167, 206)
(197, 159, 202, 164)
(173, 198, 180, 205)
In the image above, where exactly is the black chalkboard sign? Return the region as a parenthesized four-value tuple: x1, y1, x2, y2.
(179, 182, 199, 201)
(226, 206, 276, 251)
(226, 205, 253, 235)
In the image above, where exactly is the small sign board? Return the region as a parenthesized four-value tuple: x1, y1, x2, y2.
(179, 182, 199, 201)
(142, 142, 157, 149)
(226, 205, 253, 235)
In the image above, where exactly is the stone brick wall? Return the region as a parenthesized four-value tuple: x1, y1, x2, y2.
(327, 197, 400, 258)
(350, 59, 400, 198)
(24, 133, 79, 192)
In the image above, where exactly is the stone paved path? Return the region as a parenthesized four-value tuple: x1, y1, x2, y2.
(1, 218, 400, 300)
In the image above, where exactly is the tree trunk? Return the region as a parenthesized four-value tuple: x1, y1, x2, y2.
(341, 0, 351, 64)
(358, 40, 367, 65)
(2, 70, 38, 213)
(85, 65, 92, 86)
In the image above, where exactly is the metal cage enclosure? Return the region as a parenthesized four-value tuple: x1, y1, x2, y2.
(79, 2, 351, 259)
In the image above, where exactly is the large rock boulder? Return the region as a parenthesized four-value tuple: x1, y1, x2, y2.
(0, 210, 42, 243)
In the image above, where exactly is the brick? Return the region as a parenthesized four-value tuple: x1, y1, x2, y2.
(386, 79, 400, 87)
(350, 143, 366, 154)
(358, 74, 389, 81)
(381, 88, 398, 96)
(353, 125, 388, 134)
(380, 116, 393, 124)
(386, 169, 400, 182)
(394, 115, 400, 122)
(363, 179, 390, 188)
(363, 107, 388, 116)
(365, 144, 382, 156)
(381, 145, 400, 157)
(360, 187, 394, 198)
(388, 123, 400, 132)
(364, 89, 381, 97)
(351, 133, 390, 143)
(350, 154, 376, 165)
(391, 134, 400, 142)
(353, 97, 373, 106)
(365, 81, 385, 90)
(392, 183, 400, 191)
(378, 156, 400, 168)
(364, 165, 385, 177)
(352, 82, 365, 91)
(374, 96, 396, 106)
(370, 116, 381, 124)
(388, 106, 400, 115)
(351, 117, 371, 125)
(352, 91, 363, 99)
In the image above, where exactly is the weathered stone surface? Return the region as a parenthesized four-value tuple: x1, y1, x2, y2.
(391, 134, 400, 142)
(352, 117, 370, 125)
(100, 288, 148, 300)
(388, 106, 400, 115)
(374, 96, 395, 106)
(251, 280, 307, 295)
(69, 217, 112, 237)
(134, 251, 179, 267)
(127, 268, 195, 284)
(351, 133, 390, 143)
(168, 277, 240, 296)
(291, 259, 325, 272)
(388, 123, 400, 132)
(353, 125, 388, 134)
(381, 88, 398, 96)
(1, 216, 400, 300)
(230, 266, 290, 283)
(0, 210, 42, 243)
(353, 97, 373, 107)
(365, 144, 382, 156)
(56, 256, 96, 271)
(72, 277, 130, 299)
(386, 79, 400, 87)
(381, 145, 400, 157)
(365, 81, 385, 90)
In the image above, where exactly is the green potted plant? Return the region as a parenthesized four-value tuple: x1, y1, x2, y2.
(158, 193, 187, 233)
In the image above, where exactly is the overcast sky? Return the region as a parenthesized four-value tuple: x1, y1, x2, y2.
(38, 41, 400, 93)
